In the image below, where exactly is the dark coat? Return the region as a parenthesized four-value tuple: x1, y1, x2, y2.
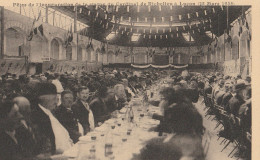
(90, 98, 110, 124)
(31, 105, 56, 154)
(228, 94, 245, 116)
(54, 105, 82, 143)
(0, 131, 22, 160)
(221, 92, 233, 112)
(71, 100, 90, 134)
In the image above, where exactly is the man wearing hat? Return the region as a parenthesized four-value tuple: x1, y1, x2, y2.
(227, 82, 247, 116)
(31, 82, 73, 155)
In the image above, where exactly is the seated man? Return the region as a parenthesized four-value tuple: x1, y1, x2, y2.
(31, 82, 73, 155)
(0, 100, 36, 160)
(90, 86, 111, 125)
(72, 86, 95, 135)
(227, 82, 247, 116)
(54, 90, 83, 143)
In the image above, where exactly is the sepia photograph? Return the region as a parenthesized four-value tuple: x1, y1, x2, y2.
(0, 1, 255, 160)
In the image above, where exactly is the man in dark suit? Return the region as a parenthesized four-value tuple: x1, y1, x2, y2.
(54, 90, 83, 143)
(72, 86, 95, 135)
(227, 82, 247, 116)
(90, 85, 110, 125)
(31, 82, 73, 155)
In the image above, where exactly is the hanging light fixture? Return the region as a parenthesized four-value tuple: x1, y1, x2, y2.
(196, 12, 199, 17)
(212, 8, 215, 13)
(179, 15, 182, 20)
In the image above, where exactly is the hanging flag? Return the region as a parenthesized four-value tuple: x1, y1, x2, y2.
(238, 18, 243, 36)
(204, 10, 207, 15)
(26, 10, 42, 41)
(196, 12, 199, 17)
(179, 15, 182, 20)
(65, 24, 73, 48)
(127, 6, 129, 12)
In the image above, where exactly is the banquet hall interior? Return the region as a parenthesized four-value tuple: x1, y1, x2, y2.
(0, 4, 251, 160)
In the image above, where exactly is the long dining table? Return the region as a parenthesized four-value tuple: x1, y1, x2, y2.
(53, 84, 166, 160)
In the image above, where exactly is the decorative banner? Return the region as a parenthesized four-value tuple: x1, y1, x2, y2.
(130, 64, 188, 69)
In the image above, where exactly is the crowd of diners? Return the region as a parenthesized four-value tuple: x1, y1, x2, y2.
(0, 68, 251, 160)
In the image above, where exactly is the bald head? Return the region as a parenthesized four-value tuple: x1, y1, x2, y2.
(13, 96, 31, 118)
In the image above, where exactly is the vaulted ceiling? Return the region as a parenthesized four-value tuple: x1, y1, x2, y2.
(53, 5, 250, 47)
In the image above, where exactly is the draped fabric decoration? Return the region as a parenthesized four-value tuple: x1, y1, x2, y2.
(0, 59, 27, 75)
(130, 64, 188, 69)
